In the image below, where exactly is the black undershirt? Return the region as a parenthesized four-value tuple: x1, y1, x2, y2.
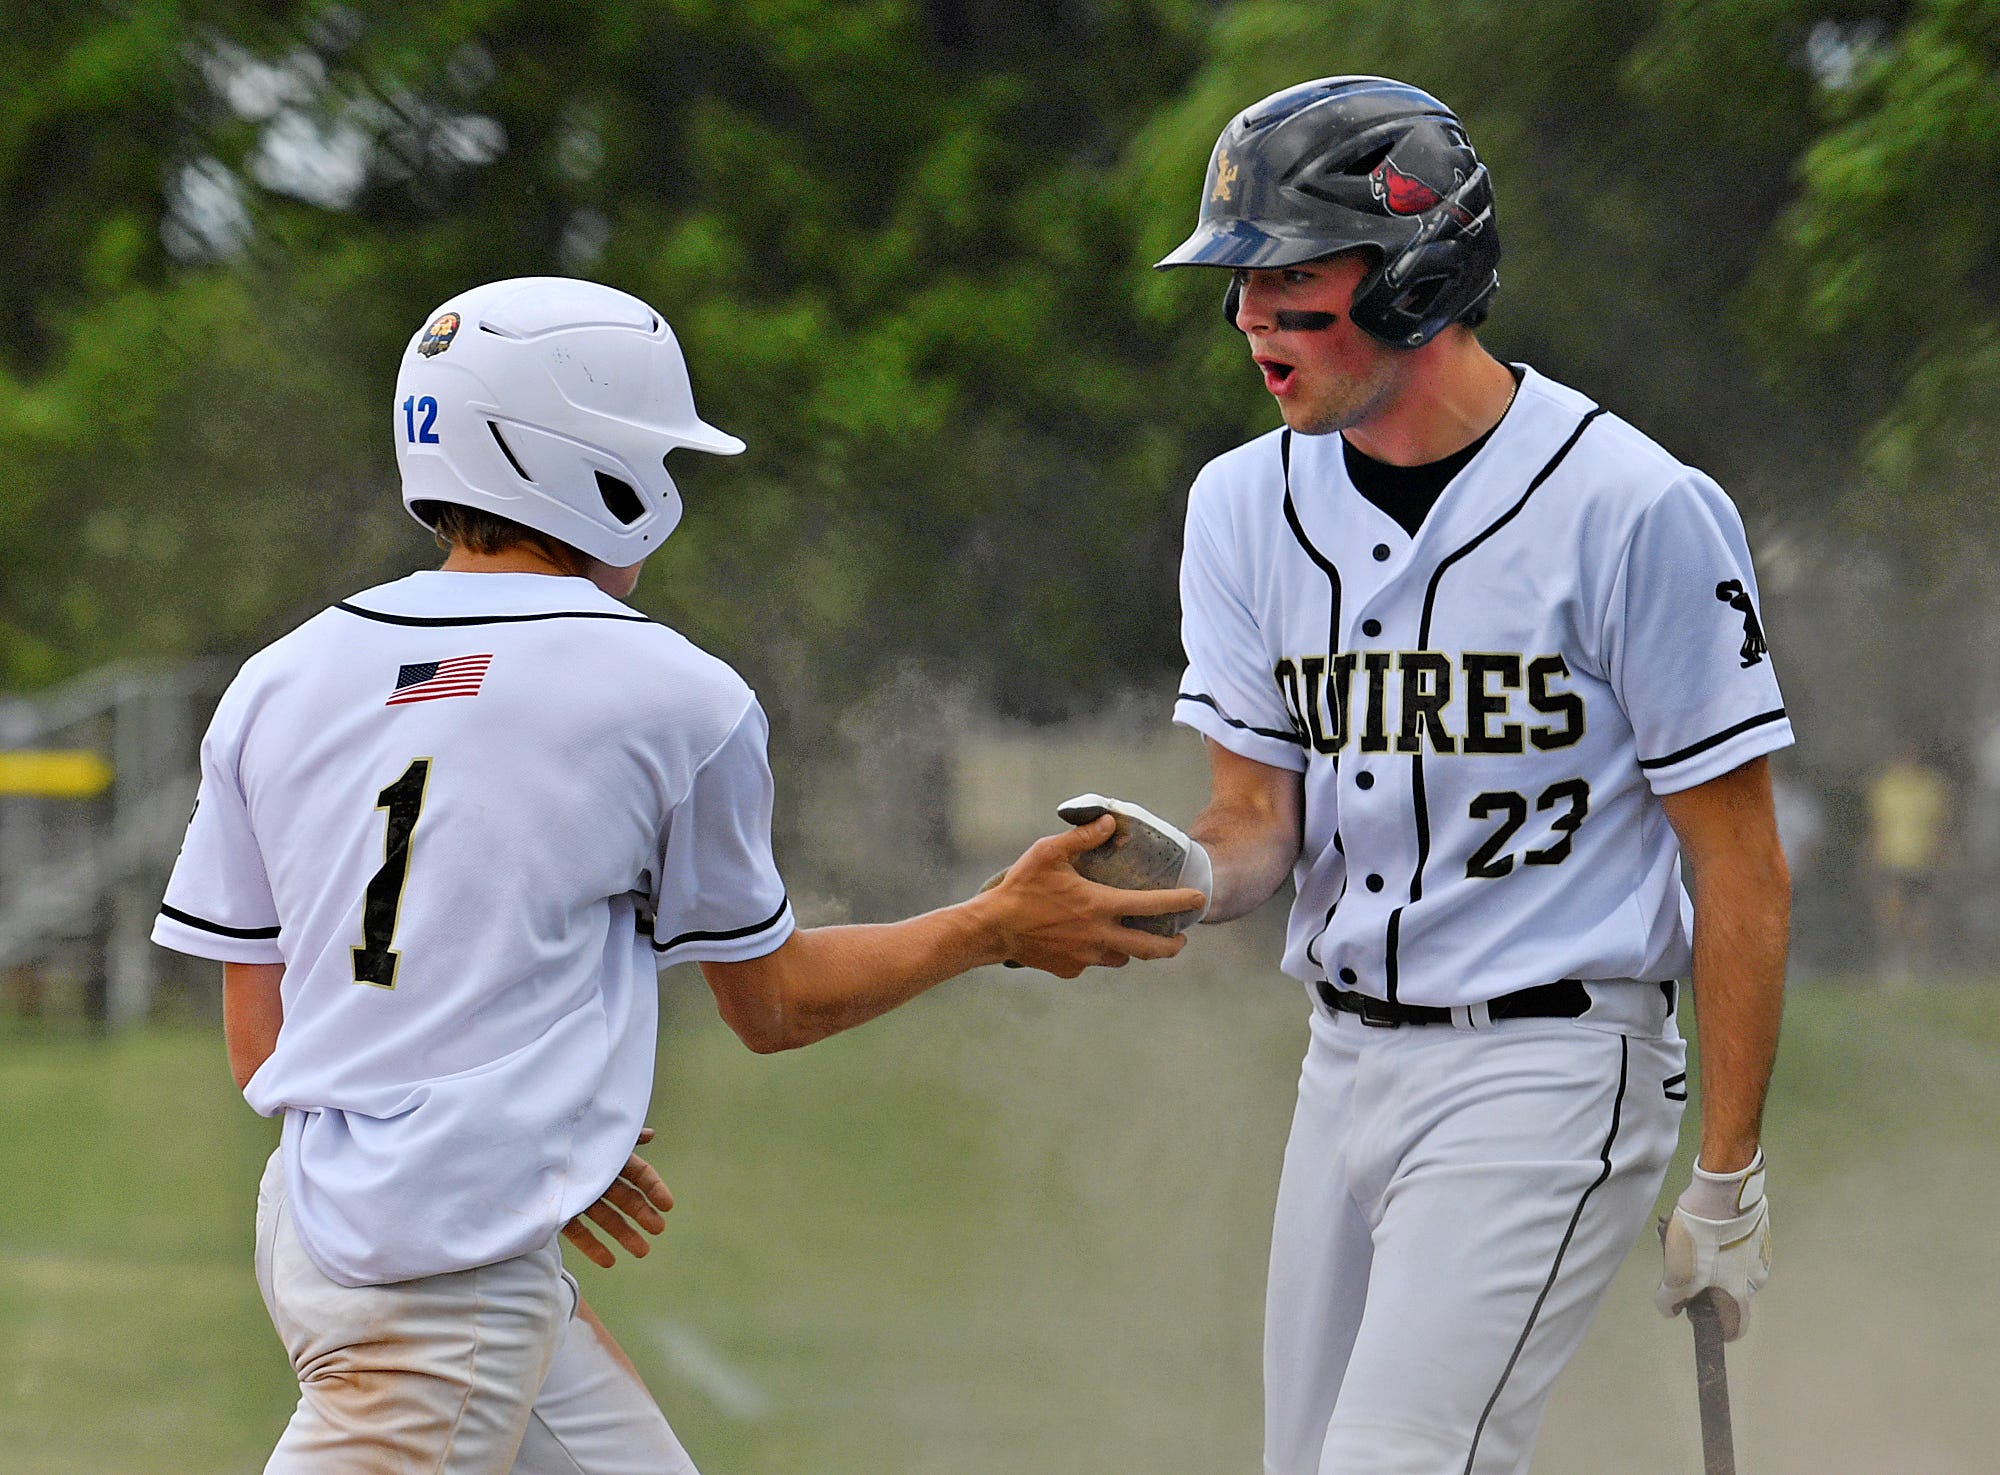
(1341, 365, 1526, 538)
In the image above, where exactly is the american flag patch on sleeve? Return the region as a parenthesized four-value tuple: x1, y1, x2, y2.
(387, 655, 494, 706)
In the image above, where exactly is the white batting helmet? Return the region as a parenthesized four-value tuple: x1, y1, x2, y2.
(393, 277, 744, 565)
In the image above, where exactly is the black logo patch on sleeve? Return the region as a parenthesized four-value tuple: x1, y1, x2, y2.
(1714, 580, 1768, 668)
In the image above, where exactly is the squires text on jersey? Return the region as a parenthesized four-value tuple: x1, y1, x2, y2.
(1274, 650, 1585, 758)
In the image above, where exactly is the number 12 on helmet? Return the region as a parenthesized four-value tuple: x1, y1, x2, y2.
(402, 395, 441, 444)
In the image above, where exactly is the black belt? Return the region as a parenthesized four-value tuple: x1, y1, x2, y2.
(1316, 978, 1590, 1028)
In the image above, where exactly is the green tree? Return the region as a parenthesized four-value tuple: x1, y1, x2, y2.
(1, 0, 1213, 721)
(1746, 0, 2000, 539)
(5, 0, 1994, 741)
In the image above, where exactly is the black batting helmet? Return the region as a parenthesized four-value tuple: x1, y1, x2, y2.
(1157, 76, 1500, 348)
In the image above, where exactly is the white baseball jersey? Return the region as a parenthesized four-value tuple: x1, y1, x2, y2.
(154, 569, 795, 1286)
(1175, 365, 1792, 1005)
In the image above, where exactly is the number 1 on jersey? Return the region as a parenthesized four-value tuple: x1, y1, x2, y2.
(352, 758, 431, 988)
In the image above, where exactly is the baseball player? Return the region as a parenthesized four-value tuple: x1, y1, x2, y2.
(150, 276, 1202, 1474)
(1080, 79, 1792, 1472)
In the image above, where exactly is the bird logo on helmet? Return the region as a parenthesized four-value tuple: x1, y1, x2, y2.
(1369, 158, 1443, 216)
(1371, 159, 1487, 232)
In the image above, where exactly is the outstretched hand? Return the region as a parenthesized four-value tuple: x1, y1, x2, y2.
(562, 1127, 674, 1270)
(980, 816, 1208, 978)
(1055, 792, 1212, 936)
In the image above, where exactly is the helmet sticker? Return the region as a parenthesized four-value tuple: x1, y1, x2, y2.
(1369, 158, 1442, 215)
(418, 312, 461, 358)
(1212, 149, 1240, 203)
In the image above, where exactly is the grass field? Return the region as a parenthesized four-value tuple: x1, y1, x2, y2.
(2, 927, 1996, 1474)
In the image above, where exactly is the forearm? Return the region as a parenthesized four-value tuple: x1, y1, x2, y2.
(1190, 799, 1299, 922)
(1185, 739, 1303, 922)
(724, 903, 1004, 1052)
(1686, 848, 1790, 1172)
(222, 962, 285, 1090)
(702, 819, 1201, 1053)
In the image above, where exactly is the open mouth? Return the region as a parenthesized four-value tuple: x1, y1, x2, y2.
(1257, 358, 1296, 395)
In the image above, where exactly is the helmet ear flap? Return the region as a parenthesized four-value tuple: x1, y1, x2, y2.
(1348, 161, 1498, 347)
(1222, 270, 1244, 329)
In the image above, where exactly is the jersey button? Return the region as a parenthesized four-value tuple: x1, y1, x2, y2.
(1338, 967, 1358, 985)
(1366, 873, 1384, 892)
(1355, 771, 1374, 790)
(1372, 543, 1390, 561)
(1362, 618, 1381, 637)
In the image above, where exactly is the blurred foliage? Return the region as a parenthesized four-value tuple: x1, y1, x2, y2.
(1750, 0, 2000, 543)
(0, 0, 1993, 719)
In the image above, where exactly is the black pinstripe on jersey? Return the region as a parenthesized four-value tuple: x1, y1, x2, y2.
(1278, 408, 1607, 998)
(1373, 406, 1606, 1001)
(1277, 428, 1353, 976)
(1638, 708, 1788, 770)
(335, 601, 655, 627)
(1174, 689, 1305, 746)
(646, 894, 792, 954)
(158, 902, 281, 940)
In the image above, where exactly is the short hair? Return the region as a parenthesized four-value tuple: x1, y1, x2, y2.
(414, 501, 593, 576)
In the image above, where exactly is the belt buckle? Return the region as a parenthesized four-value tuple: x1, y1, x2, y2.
(1354, 994, 1402, 1029)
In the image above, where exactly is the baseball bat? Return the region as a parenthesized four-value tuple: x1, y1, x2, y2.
(1687, 1289, 1736, 1475)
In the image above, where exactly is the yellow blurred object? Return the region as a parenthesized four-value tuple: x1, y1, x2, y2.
(0, 749, 115, 798)
(1869, 759, 1948, 873)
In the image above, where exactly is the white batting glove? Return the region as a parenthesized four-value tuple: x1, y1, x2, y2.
(1054, 793, 1211, 937)
(1656, 1149, 1771, 1343)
